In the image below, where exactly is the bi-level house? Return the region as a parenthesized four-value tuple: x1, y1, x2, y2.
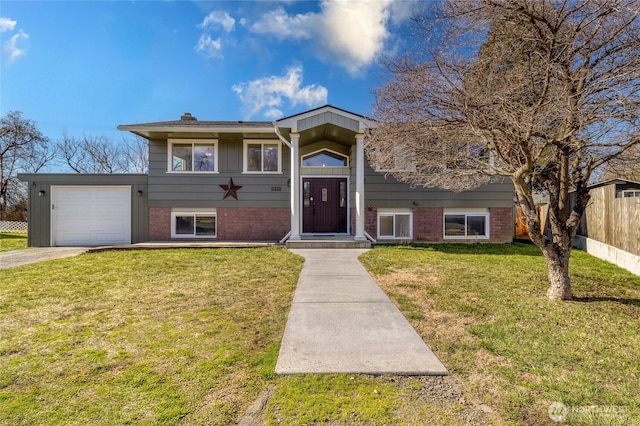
(19, 105, 514, 247)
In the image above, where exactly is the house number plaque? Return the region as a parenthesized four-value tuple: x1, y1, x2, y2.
(322, 188, 328, 202)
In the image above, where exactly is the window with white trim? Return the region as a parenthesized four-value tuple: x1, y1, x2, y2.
(302, 149, 349, 167)
(243, 140, 281, 173)
(378, 210, 413, 239)
(168, 139, 218, 173)
(171, 210, 216, 238)
(621, 190, 640, 198)
(443, 211, 490, 239)
(375, 144, 416, 172)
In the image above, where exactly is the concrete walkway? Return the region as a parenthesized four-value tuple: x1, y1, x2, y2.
(276, 249, 448, 375)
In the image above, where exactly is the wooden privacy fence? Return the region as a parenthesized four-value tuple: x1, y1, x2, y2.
(577, 185, 640, 257)
(0, 221, 28, 232)
(514, 204, 549, 238)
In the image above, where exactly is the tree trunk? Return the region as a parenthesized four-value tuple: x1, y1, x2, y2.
(541, 245, 573, 300)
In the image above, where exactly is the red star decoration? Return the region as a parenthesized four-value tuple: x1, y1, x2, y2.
(220, 178, 242, 200)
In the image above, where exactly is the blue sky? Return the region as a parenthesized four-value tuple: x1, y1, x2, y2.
(1, 1, 416, 142)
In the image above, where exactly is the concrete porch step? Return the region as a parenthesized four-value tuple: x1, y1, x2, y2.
(285, 239, 371, 249)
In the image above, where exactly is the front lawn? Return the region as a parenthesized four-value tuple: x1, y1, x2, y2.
(0, 248, 302, 425)
(2, 244, 638, 425)
(0, 232, 27, 252)
(359, 242, 640, 425)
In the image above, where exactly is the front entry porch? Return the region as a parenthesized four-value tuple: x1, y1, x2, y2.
(285, 235, 371, 249)
(277, 106, 371, 244)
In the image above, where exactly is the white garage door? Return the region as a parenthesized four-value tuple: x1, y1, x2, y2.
(52, 186, 131, 246)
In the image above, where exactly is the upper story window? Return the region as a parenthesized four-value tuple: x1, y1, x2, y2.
(302, 150, 348, 167)
(169, 139, 218, 173)
(244, 140, 281, 173)
(375, 144, 416, 173)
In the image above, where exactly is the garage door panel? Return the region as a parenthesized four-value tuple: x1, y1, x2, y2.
(52, 186, 131, 246)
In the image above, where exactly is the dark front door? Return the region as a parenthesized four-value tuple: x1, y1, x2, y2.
(302, 178, 347, 234)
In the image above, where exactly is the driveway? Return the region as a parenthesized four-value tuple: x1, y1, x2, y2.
(0, 247, 89, 269)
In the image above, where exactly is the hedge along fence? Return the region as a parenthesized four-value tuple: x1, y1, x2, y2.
(0, 221, 28, 232)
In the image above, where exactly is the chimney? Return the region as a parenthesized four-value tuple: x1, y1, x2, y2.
(180, 112, 197, 121)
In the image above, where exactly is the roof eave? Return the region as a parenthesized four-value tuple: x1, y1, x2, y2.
(117, 124, 279, 138)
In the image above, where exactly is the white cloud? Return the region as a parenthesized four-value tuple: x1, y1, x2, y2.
(194, 34, 223, 59)
(247, 0, 412, 76)
(3, 29, 29, 62)
(249, 7, 315, 40)
(318, 0, 391, 76)
(199, 10, 235, 33)
(0, 17, 17, 32)
(232, 65, 328, 120)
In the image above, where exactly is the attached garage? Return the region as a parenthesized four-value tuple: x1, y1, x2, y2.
(18, 174, 148, 247)
(52, 186, 131, 246)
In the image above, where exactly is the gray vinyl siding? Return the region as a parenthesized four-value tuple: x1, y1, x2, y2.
(148, 137, 291, 208)
(18, 174, 148, 247)
(297, 112, 360, 133)
(348, 149, 514, 209)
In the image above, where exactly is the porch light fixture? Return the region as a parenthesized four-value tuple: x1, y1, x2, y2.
(137, 190, 144, 196)
(38, 190, 46, 197)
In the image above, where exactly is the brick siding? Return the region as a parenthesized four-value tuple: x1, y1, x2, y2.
(489, 207, 514, 243)
(149, 207, 171, 240)
(413, 207, 445, 242)
(352, 206, 512, 243)
(149, 207, 289, 241)
(217, 207, 289, 240)
(150, 206, 511, 243)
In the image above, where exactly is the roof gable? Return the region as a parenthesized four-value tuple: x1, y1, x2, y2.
(276, 105, 374, 133)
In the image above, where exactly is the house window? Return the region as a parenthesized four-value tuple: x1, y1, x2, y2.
(171, 210, 216, 238)
(169, 140, 217, 173)
(375, 144, 416, 172)
(378, 210, 413, 239)
(444, 211, 490, 239)
(302, 150, 348, 167)
(244, 140, 281, 173)
(621, 190, 640, 198)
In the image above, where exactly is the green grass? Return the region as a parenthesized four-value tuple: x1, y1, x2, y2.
(0, 248, 303, 425)
(2, 243, 639, 425)
(360, 242, 640, 425)
(0, 232, 27, 252)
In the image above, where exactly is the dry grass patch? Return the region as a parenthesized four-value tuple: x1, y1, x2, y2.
(360, 243, 640, 425)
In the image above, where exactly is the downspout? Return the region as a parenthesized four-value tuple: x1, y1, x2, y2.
(273, 123, 292, 149)
(274, 123, 293, 243)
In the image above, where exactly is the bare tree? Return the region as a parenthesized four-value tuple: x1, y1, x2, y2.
(602, 144, 640, 181)
(58, 134, 148, 174)
(366, 0, 640, 300)
(121, 135, 149, 174)
(0, 111, 53, 220)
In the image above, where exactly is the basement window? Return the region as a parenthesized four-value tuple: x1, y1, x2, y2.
(378, 210, 413, 240)
(444, 211, 489, 239)
(171, 210, 216, 238)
